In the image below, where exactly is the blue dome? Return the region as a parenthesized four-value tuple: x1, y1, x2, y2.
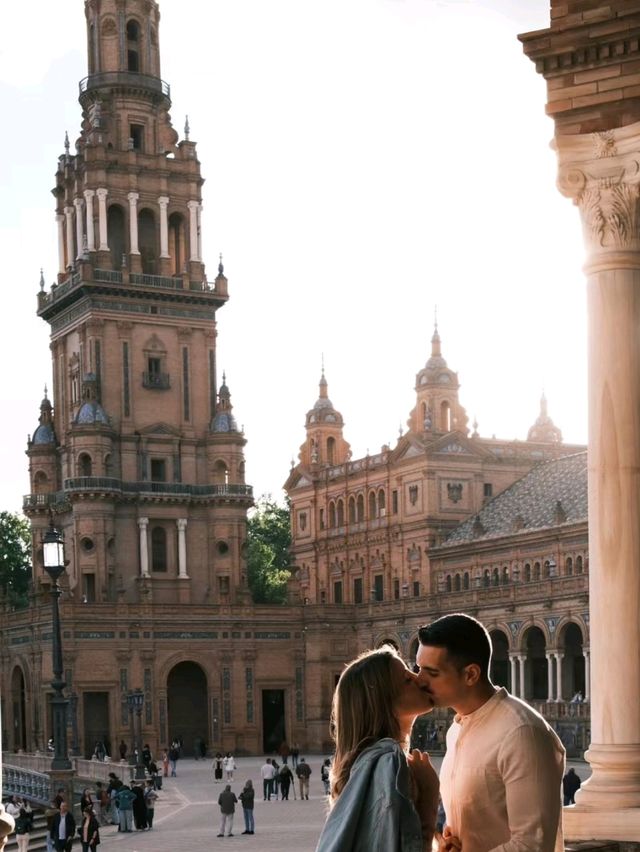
(212, 412, 238, 433)
(32, 424, 55, 445)
(75, 401, 110, 425)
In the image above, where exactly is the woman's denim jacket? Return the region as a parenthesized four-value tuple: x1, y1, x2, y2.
(315, 738, 424, 852)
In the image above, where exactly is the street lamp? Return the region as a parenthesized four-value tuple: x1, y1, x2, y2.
(42, 520, 72, 772)
(127, 689, 145, 779)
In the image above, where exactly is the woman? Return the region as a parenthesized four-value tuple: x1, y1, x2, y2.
(162, 749, 169, 777)
(79, 807, 100, 851)
(79, 789, 93, 816)
(223, 752, 236, 782)
(321, 758, 331, 795)
(213, 752, 224, 783)
(315, 645, 439, 852)
(14, 803, 33, 852)
(131, 782, 148, 830)
(239, 779, 255, 835)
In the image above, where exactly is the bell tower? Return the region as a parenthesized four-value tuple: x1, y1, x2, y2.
(298, 370, 351, 469)
(25, 0, 252, 606)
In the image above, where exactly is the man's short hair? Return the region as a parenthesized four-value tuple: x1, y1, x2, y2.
(418, 612, 492, 678)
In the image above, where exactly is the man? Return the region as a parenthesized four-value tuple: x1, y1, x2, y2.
(296, 757, 312, 800)
(217, 785, 237, 837)
(416, 613, 565, 852)
(115, 783, 136, 832)
(50, 801, 76, 852)
(563, 768, 581, 805)
(260, 757, 276, 801)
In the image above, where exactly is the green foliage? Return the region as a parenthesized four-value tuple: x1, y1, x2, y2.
(246, 496, 291, 604)
(0, 511, 31, 609)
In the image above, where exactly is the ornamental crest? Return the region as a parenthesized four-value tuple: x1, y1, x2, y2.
(447, 482, 463, 503)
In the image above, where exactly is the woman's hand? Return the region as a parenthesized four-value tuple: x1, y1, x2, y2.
(434, 827, 462, 851)
(408, 749, 439, 851)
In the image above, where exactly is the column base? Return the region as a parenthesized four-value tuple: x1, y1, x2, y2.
(577, 744, 640, 809)
(564, 806, 640, 843)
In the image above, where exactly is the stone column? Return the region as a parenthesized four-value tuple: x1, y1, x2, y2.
(64, 206, 74, 269)
(196, 202, 203, 261)
(128, 192, 140, 255)
(158, 196, 170, 258)
(509, 654, 518, 697)
(56, 214, 66, 273)
(517, 654, 526, 700)
(554, 651, 563, 702)
(187, 200, 199, 261)
(73, 198, 84, 259)
(138, 517, 149, 578)
(555, 125, 640, 825)
(96, 188, 108, 251)
(546, 652, 554, 702)
(176, 519, 188, 578)
(84, 190, 95, 252)
(584, 648, 590, 703)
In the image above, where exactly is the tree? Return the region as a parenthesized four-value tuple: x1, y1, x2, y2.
(246, 496, 291, 604)
(0, 511, 31, 609)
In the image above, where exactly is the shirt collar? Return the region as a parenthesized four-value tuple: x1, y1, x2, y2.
(454, 686, 506, 726)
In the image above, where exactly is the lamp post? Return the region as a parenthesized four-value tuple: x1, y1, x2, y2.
(127, 689, 145, 779)
(42, 520, 72, 773)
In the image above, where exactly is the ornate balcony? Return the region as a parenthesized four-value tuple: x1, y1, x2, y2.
(142, 371, 171, 390)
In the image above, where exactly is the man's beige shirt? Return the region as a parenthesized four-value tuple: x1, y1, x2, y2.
(439, 687, 565, 852)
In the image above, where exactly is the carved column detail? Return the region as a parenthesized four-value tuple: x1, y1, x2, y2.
(138, 517, 149, 578)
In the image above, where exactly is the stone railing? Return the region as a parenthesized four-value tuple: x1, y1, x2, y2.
(23, 480, 253, 509)
(3, 754, 133, 800)
(3, 763, 50, 805)
(79, 71, 170, 99)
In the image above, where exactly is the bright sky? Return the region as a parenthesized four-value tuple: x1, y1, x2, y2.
(0, 0, 587, 513)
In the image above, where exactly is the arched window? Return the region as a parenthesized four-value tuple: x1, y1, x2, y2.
(336, 499, 344, 527)
(108, 205, 126, 270)
(78, 453, 92, 477)
(463, 571, 470, 590)
(34, 470, 48, 494)
(502, 566, 509, 584)
(445, 575, 452, 593)
(441, 400, 451, 432)
(126, 19, 140, 71)
(543, 560, 551, 578)
(524, 563, 531, 582)
(565, 556, 573, 576)
(377, 489, 386, 515)
(328, 501, 336, 528)
(492, 567, 500, 586)
(348, 497, 356, 524)
(533, 561, 541, 581)
(138, 208, 157, 274)
(483, 569, 490, 587)
(369, 491, 377, 519)
(168, 212, 186, 276)
(576, 555, 584, 574)
(151, 526, 167, 572)
(327, 437, 336, 465)
(356, 494, 365, 522)
(213, 460, 229, 485)
(454, 574, 461, 592)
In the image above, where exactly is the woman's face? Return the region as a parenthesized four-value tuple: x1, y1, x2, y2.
(391, 657, 433, 721)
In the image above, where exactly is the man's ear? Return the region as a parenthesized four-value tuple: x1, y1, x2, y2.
(463, 663, 482, 686)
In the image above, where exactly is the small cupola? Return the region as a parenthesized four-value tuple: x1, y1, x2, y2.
(32, 387, 57, 446)
(527, 393, 562, 443)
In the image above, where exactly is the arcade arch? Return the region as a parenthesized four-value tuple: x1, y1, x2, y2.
(166, 661, 208, 756)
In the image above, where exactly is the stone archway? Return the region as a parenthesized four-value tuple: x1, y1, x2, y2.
(523, 626, 548, 700)
(167, 661, 208, 756)
(559, 621, 585, 700)
(11, 666, 27, 752)
(489, 630, 510, 690)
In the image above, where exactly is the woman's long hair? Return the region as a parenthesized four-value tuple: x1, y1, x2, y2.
(329, 646, 404, 804)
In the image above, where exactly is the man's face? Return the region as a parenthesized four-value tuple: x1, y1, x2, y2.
(415, 644, 469, 710)
(60, 803, 68, 815)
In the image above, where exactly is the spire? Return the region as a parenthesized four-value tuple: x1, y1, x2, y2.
(184, 115, 190, 141)
(39, 269, 45, 291)
(319, 364, 328, 400)
(431, 307, 441, 357)
(527, 392, 562, 443)
(218, 253, 224, 276)
(64, 131, 70, 155)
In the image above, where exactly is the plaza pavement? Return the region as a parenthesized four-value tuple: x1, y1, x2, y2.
(97, 754, 592, 852)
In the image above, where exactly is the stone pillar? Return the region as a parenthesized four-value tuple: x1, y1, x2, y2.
(584, 648, 591, 703)
(84, 190, 95, 252)
(128, 192, 140, 255)
(56, 214, 66, 273)
(196, 202, 203, 261)
(517, 654, 526, 700)
(509, 654, 518, 697)
(64, 206, 74, 269)
(554, 124, 640, 829)
(554, 651, 563, 702)
(158, 196, 170, 258)
(74, 198, 84, 259)
(546, 652, 554, 702)
(176, 518, 188, 578)
(96, 188, 108, 251)
(187, 200, 199, 261)
(138, 517, 149, 577)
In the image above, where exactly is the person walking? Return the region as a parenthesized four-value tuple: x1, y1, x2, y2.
(79, 807, 100, 852)
(94, 782, 109, 826)
(213, 752, 224, 783)
(50, 802, 76, 852)
(132, 782, 148, 830)
(321, 759, 331, 795)
(168, 744, 179, 777)
(223, 752, 236, 781)
(144, 780, 159, 829)
(260, 758, 275, 801)
(279, 762, 294, 800)
(14, 803, 33, 852)
(239, 780, 255, 835)
(296, 758, 312, 800)
(291, 742, 300, 769)
(162, 749, 169, 777)
(217, 785, 237, 838)
(563, 768, 581, 805)
(271, 759, 281, 799)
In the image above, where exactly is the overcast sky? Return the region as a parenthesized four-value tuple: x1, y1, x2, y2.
(0, 0, 586, 512)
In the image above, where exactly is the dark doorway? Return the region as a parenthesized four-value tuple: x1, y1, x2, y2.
(11, 667, 26, 751)
(262, 690, 285, 753)
(83, 692, 110, 759)
(561, 622, 585, 699)
(108, 205, 126, 270)
(167, 662, 208, 756)
(489, 630, 510, 690)
(524, 627, 548, 700)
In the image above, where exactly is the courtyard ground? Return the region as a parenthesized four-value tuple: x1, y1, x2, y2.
(95, 754, 591, 852)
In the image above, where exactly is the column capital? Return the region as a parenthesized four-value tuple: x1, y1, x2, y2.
(64, 205, 74, 215)
(176, 518, 188, 531)
(128, 191, 140, 204)
(138, 517, 149, 529)
(158, 195, 169, 207)
(96, 187, 108, 200)
(553, 651, 564, 660)
(73, 197, 84, 209)
(187, 199, 199, 211)
(83, 189, 95, 200)
(56, 213, 65, 222)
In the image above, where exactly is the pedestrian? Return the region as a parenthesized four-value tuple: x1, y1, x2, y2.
(239, 780, 255, 835)
(141, 743, 152, 772)
(217, 785, 237, 838)
(5, 797, 21, 819)
(279, 740, 290, 764)
(144, 780, 159, 829)
(213, 751, 224, 782)
(563, 768, 581, 805)
(321, 758, 331, 795)
(291, 742, 300, 769)
(44, 800, 59, 852)
(118, 739, 128, 761)
(114, 784, 135, 833)
(79, 807, 100, 852)
(132, 782, 148, 830)
(162, 749, 169, 777)
(271, 758, 281, 799)
(194, 736, 202, 759)
(296, 757, 312, 800)
(168, 743, 179, 777)
(94, 782, 109, 826)
(50, 801, 76, 852)
(14, 803, 33, 852)
(260, 757, 275, 801)
(79, 789, 93, 816)
(278, 762, 294, 800)
(107, 773, 122, 826)
(148, 758, 160, 789)
(53, 789, 65, 811)
(223, 751, 236, 781)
